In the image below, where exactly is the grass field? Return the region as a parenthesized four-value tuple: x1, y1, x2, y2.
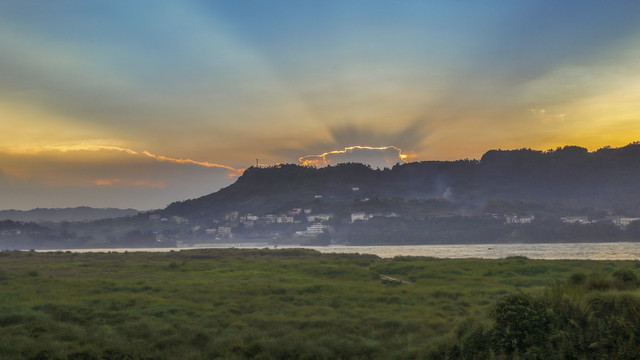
(0, 248, 638, 359)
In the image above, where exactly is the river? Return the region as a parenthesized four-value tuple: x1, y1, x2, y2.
(43, 242, 640, 260)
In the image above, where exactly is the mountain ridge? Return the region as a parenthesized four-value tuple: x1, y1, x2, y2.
(0, 207, 140, 223)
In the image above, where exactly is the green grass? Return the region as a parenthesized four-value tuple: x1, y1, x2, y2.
(0, 248, 638, 359)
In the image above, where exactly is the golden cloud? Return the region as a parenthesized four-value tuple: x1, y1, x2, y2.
(299, 146, 408, 168)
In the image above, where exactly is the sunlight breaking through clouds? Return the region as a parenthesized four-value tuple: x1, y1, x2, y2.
(299, 146, 408, 169)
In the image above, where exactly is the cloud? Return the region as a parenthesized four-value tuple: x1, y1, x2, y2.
(5, 145, 244, 178)
(140, 151, 244, 177)
(529, 108, 566, 124)
(299, 146, 407, 169)
(91, 178, 167, 188)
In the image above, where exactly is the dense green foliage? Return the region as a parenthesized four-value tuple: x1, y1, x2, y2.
(433, 266, 640, 359)
(1, 249, 639, 359)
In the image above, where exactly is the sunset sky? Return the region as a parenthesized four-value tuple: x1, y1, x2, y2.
(2, 1, 640, 210)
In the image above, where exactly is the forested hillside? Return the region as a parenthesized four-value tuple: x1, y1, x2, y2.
(163, 143, 640, 220)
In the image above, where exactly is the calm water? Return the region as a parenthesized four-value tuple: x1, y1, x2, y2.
(47, 242, 640, 260)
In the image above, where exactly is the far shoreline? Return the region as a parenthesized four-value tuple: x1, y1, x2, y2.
(25, 242, 640, 260)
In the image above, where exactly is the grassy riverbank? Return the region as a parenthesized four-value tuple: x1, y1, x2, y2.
(0, 248, 638, 359)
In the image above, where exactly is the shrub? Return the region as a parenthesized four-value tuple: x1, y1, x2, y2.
(586, 293, 640, 358)
(612, 269, 639, 289)
(490, 293, 550, 355)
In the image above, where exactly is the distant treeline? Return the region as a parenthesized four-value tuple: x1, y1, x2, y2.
(0, 207, 139, 223)
(338, 216, 640, 245)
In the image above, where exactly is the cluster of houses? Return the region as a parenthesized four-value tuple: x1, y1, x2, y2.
(486, 213, 640, 230)
(516, 215, 640, 229)
(559, 215, 640, 229)
(149, 205, 640, 244)
(150, 208, 337, 241)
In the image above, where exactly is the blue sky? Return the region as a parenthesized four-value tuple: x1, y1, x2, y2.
(2, 1, 640, 209)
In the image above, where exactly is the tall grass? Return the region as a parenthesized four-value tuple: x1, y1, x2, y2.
(0, 249, 638, 359)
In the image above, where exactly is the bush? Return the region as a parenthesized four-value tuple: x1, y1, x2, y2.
(586, 293, 640, 359)
(490, 293, 550, 355)
(612, 269, 639, 289)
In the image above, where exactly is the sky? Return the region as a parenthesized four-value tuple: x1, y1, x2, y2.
(2, 1, 640, 210)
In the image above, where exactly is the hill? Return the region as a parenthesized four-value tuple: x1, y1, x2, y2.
(161, 143, 640, 220)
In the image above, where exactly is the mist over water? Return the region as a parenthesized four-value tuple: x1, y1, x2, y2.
(47, 243, 640, 260)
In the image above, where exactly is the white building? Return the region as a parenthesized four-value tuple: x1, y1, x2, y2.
(351, 212, 371, 223)
(306, 223, 328, 234)
(561, 216, 593, 224)
(217, 226, 232, 238)
(612, 217, 640, 229)
(505, 215, 535, 224)
(296, 223, 328, 236)
(277, 215, 294, 223)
